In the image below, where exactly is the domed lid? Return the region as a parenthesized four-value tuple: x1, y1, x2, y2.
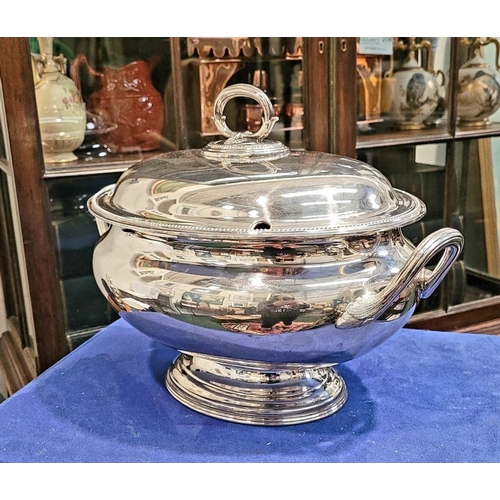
(88, 84, 426, 241)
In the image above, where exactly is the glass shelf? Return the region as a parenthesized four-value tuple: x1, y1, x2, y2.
(356, 127, 452, 149)
(455, 122, 500, 140)
(43, 150, 161, 178)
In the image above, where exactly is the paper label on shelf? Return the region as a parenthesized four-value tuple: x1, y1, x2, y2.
(358, 38, 393, 55)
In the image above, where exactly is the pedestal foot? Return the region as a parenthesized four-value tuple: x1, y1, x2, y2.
(166, 353, 348, 426)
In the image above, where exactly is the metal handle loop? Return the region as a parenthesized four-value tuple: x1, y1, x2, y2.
(213, 83, 278, 141)
(417, 229, 464, 299)
(336, 228, 464, 329)
(484, 37, 500, 71)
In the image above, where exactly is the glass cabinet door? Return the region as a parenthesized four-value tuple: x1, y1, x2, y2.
(40, 37, 305, 176)
(353, 38, 456, 315)
(354, 36, 500, 327)
(18, 35, 500, 347)
(27, 36, 307, 348)
(460, 136, 500, 301)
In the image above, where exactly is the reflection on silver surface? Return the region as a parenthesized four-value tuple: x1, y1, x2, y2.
(95, 227, 410, 337)
(88, 84, 464, 425)
(89, 151, 426, 239)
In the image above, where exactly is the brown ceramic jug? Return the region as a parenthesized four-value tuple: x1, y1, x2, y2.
(70, 54, 164, 153)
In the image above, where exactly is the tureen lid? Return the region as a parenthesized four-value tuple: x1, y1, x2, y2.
(88, 84, 426, 240)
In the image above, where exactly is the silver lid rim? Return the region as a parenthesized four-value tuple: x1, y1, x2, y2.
(88, 185, 427, 240)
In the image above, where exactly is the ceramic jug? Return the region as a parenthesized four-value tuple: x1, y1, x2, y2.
(457, 37, 500, 128)
(33, 37, 86, 163)
(70, 54, 164, 153)
(382, 38, 445, 130)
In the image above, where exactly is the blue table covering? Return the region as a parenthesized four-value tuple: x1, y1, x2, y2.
(1, 318, 499, 463)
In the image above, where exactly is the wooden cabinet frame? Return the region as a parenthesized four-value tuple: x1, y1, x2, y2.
(2, 36, 500, 376)
(0, 38, 67, 372)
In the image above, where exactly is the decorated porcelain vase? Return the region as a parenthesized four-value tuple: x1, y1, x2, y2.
(457, 38, 500, 128)
(33, 37, 86, 163)
(383, 53, 442, 130)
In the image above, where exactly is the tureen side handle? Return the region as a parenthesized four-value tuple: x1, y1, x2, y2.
(335, 227, 464, 329)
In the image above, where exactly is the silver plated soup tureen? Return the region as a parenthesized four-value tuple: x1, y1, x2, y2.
(88, 84, 464, 426)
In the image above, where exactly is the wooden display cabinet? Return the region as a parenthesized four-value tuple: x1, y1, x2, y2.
(1, 36, 500, 387)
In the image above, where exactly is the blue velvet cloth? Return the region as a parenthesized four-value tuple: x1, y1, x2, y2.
(1, 318, 499, 463)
